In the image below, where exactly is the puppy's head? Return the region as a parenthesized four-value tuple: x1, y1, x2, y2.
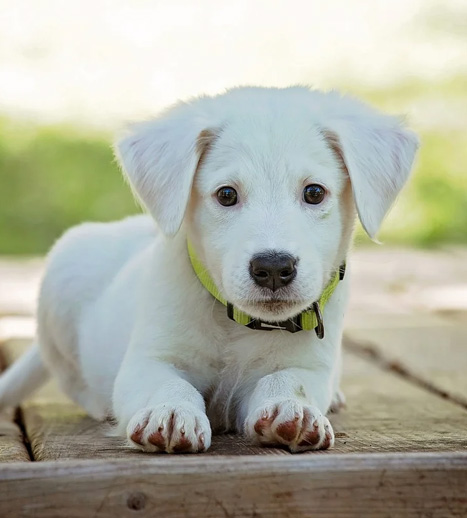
(116, 87, 418, 322)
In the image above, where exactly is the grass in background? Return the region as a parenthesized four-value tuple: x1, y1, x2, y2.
(1, 82, 466, 254)
(0, 119, 137, 254)
(377, 131, 467, 246)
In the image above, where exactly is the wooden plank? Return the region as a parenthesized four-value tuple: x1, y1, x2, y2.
(0, 342, 31, 462)
(332, 345, 467, 453)
(0, 408, 31, 463)
(0, 453, 466, 517)
(345, 314, 467, 407)
(3, 338, 467, 461)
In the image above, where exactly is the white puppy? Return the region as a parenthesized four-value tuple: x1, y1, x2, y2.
(0, 87, 418, 453)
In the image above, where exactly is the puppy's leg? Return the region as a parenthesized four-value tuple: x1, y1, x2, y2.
(113, 357, 211, 453)
(329, 389, 346, 413)
(330, 355, 346, 413)
(243, 368, 334, 452)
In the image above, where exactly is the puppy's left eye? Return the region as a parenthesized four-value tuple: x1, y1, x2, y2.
(303, 184, 326, 204)
(217, 186, 238, 207)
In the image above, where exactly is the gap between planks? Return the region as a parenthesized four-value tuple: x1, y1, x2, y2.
(0, 344, 33, 462)
(343, 334, 467, 411)
(14, 407, 35, 461)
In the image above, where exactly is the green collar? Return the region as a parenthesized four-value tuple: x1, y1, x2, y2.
(187, 241, 345, 338)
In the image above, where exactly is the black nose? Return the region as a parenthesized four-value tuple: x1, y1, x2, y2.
(249, 252, 297, 291)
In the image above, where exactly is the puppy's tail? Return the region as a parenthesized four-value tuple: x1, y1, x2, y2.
(0, 343, 50, 408)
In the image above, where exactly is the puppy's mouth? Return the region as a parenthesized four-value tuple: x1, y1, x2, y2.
(237, 296, 310, 321)
(224, 280, 319, 322)
(256, 298, 304, 312)
(257, 298, 295, 306)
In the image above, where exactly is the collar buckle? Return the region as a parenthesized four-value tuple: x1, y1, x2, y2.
(246, 316, 303, 333)
(227, 302, 325, 337)
(227, 303, 303, 333)
(312, 302, 324, 339)
(339, 263, 346, 281)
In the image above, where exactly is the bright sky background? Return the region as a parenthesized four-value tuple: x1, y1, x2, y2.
(0, 0, 465, 127)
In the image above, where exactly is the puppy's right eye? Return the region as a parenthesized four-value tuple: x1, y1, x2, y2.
(216, 186, 238, 206)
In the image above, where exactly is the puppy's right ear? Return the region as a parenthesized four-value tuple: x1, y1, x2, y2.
(115, 104, 215, 236)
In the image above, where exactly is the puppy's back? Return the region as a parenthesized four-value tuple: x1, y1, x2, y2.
(38, 215, 156, 336)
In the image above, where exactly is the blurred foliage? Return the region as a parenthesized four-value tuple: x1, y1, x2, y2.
(1, 82, 466, 254)
(0, 119, 137, 254)
(377, 131, 467, 246)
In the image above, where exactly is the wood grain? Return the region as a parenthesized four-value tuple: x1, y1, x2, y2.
(0, 408, 30, 463)
(0, 453, 466, 517)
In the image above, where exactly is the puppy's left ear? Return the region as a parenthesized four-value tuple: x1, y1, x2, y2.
(324, 115, 419, 239)
(115, 104, 216, 236)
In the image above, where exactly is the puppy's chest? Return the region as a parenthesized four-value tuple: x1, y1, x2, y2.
(210, 325, 315, 381)
(155, 324, 252, 385)
(207, 329, 310, 394)
(160, 320, 314, 397)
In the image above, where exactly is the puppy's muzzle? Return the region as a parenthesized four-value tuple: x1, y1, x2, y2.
(249, 251, 297, 291)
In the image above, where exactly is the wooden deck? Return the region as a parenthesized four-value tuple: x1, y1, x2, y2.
(1, 248, 466, 517)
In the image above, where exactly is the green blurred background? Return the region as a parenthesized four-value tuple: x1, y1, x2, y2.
(1, 1, 466, 255)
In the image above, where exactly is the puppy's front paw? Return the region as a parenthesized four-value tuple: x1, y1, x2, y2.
(127, 404, 211, 453)
(245, 399, 334, 452)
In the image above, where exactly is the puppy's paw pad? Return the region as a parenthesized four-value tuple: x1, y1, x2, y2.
(147, 428, 166, 450)
(128, 409, 151, 446)
(245, 400, 334, 452)
(275, 417, 301, 442)
(297, 420, 320, 447)
(293, 412, 334, 452)
(126, 404, 211, 453)
(246, 399, 300, 445)
(319, 423, 334, 450)
(253, 416, 271, 437)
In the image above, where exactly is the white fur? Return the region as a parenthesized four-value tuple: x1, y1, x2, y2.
(0, 87, 418, 453)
